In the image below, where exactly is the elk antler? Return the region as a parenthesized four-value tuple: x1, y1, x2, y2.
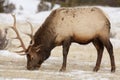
(24, 21, 34, 46)
(11, 14, 26, 53)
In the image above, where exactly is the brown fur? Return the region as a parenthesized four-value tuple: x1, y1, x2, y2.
(26, 7, 115, 72)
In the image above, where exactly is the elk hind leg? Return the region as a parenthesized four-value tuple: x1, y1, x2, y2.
(103, 39, 116, 72)
(92, 38, 104, 72)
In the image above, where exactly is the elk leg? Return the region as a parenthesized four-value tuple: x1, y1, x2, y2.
(103, 39, 116, 72)
(92, 39, 104, 72)
(60, 38, 71, 71)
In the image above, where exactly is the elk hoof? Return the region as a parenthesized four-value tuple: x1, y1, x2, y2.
(93, 66, 99, 72)
(59, 68, 66, 72)
(111, 66, 116, 73)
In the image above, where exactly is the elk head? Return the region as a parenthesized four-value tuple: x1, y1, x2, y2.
(11, 14, 43, 70)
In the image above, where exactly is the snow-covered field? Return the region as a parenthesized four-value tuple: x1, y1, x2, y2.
(0, 44, 120, 80)
(0, 0, 120, 80)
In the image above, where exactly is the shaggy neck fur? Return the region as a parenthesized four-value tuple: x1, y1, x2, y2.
(33, 10, 57, 60)
(33, 23, 56, 60)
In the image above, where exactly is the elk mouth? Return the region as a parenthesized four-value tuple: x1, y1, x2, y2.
(27, 64, 40, 70)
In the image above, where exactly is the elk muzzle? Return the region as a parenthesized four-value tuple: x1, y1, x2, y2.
(27, 63, 41, 70)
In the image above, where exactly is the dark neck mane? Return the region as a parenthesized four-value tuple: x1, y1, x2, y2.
(32, 10, 57, 60)
(33, 23, 56, 51)
(33, 24, 56, 60)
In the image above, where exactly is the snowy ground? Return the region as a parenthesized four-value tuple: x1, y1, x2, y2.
(0, 43, 120, 80)
(0, 0, 120, 80)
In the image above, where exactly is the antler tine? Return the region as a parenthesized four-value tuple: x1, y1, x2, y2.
(11, 14, 26, 52)
(26, 22, 33, 38)
(13, 50, 27, 55)
(25, 21, 34, 45)
(14, 50, 25, 53)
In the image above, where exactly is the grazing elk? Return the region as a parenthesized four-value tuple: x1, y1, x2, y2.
(11, 7, 115, 72)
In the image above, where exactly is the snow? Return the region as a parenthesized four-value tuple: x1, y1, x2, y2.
(5, 0, 39, 14)
(0, 50, 25, 59)
(1, 0, 60, 24)
(0, 78, 30, 80)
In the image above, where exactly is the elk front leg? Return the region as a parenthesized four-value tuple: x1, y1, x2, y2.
(60, 38, 71, 71)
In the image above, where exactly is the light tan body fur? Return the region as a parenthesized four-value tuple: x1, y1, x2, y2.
(49, 7, 110, 45)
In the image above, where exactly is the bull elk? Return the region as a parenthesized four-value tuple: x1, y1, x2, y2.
(11, 7, 115, 72)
